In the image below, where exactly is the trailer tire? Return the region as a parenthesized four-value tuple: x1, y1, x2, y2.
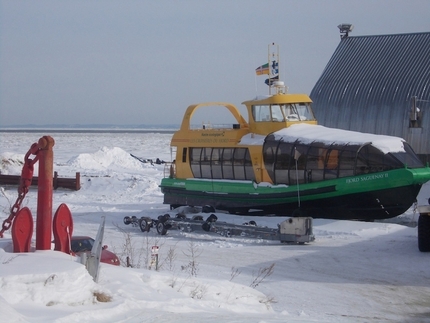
(202, 205, 215, 213)
(158, 214, 170, 223)
(139, 218, 150, 232)
(206, 214, 218, 223)
(418, 214, 430, 252)
(157, 222, 168, 235)
(202, 222, 211, 232)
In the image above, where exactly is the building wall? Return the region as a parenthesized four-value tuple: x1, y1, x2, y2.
(310, 32, 430, 162)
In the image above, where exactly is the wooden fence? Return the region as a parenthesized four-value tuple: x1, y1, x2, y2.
(0, 171, 81, 191)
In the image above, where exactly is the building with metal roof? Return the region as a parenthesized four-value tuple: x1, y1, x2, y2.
(310, 30, 430, 163)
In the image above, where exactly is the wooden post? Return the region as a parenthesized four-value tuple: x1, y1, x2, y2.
(53, 171, 58, 189)
(76, 172, 81, 190)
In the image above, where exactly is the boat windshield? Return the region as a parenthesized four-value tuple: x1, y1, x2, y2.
(262, 139, 424, 185)
(252, 103, 316, 122)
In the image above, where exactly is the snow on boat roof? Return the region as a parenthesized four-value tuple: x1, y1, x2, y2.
(239, 133, 266, 146)
(273, 124, 406, 154)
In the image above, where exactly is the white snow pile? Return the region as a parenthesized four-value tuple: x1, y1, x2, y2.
(67, 146, 146, 172)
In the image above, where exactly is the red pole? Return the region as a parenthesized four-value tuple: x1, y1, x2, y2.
(35, 136, 55, 250)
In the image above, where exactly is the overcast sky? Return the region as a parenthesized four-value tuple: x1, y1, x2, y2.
(1, 0, 429, 127)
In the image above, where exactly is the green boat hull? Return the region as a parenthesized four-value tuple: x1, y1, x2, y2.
(160, 167, 430, 220)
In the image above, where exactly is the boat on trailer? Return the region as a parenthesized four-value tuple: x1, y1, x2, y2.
(160, 46, 430, 220)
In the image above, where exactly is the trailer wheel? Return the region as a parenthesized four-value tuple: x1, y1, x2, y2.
(206, 214, 218, 223)
(418, 214, 430, 252)
(158, 214, 170, 223)
(123, 216, 131, 225)
(139, 218, 150, 232)
(202, 205, 215, 213)
(157, 222, 168, 235)
(202, 222, 211, 232)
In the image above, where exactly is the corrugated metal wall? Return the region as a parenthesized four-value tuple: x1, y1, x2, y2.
(310, 32, 430, 160)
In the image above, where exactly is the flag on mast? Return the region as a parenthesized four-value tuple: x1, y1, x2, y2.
(255, 63, 270, 75)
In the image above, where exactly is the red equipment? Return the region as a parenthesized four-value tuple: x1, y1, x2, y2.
(0, 136, 73, 254)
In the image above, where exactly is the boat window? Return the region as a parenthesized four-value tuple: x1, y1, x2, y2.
(190, 148, 202, 177)
(233, 148, 246, 180)
(189, 147, 255, 181)
(323, 148, 339, 180)
(274, 143, 293, 184)
(201, 148, 212, 178)
(356, 145, 399, 174)
(263, 138, 421, 185)
(282, 103, 315, 121)
(390, 143, 424, 168)
(271, 105, 284, 122)
(211, 148, 222, 178)
(292, 144, 308, 184)
(222, 148, 234, 179)
(244, 149, 254, 180)
(263, 141, 277, 181)
(297, 103, 315, 121)
(306, 144, 325, 183)
(337, 147, 356, 178)
(252, 103, 316, 122)
(252, 105, 271, 122)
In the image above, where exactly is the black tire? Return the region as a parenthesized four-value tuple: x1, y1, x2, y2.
(202, 205, 215, 213)
(157, 222, 168, 235)
(192, 215, 204, 221)
(139, 218, 150, 232)
(206, 214, 218, 223)
(158, 214, 170, 223)
(418, 214, 430, 252)
(202, 222, 211, 232)
(123, 216, 131, 225)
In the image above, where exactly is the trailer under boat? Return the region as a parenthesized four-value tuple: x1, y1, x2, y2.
(123, 213, 315, 244)
(159, 45, 430, 221)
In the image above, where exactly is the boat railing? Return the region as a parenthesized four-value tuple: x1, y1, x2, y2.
(163, 161, 176, 179)
(190, 123, 242, 130)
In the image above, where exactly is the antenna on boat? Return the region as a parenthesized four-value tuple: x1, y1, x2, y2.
(294, 148, 301, 208)
(255, 42, 286, 95)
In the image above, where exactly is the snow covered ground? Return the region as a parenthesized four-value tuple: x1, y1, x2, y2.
(0, 131, 429, 323)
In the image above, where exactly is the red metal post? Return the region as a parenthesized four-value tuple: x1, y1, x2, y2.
(35, 136, 55, 250)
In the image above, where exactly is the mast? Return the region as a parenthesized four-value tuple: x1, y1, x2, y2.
(268, 43, 280, 95)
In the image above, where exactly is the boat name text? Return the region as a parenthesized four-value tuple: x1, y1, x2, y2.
(346, 173, 388, 184)
(201, 132, 225, 137)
